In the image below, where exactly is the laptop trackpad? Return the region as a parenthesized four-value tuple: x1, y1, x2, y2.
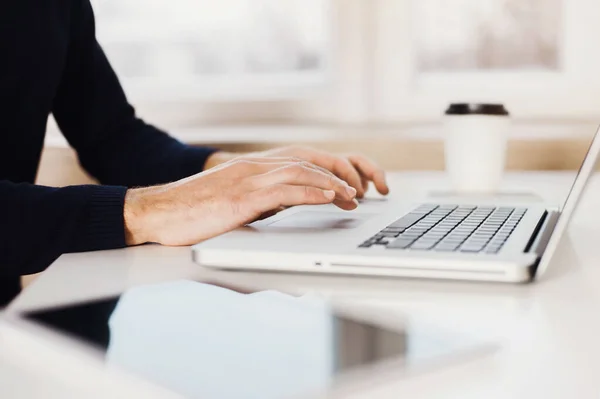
(267, 211, 374, 230)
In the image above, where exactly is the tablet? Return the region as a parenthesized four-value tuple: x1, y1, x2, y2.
(12, 279, 410, 398)
(11, 279, 492, 398)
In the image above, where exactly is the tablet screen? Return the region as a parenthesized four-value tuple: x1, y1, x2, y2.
(23, 280, 405, 399)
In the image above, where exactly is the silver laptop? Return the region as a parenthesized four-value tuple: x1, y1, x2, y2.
(192, 126, 600, 283)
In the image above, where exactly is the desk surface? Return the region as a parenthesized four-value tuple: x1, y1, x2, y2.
(9, 171, 600, 399)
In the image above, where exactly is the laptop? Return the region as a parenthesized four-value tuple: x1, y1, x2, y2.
(192, 126, 600, 283)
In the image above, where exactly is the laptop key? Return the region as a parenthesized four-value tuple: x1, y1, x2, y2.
(454, 228, 476, 234)
(387, 238, 415, 249)
(460, 245, 485, 253)
(438, 205, 458, 210)
(469, 234, 492, 240)
(388, 213, 428, 230)
(411, 241, 437, 250)
(435, 244, 460, 252)
(425, 233, 448, 239)
(379, 231, 401, 237)
(404, 229, 425, 236)
(362, 204, 524, 251)
(444, 234, 467, 240)
(487, 244, 505, 251)
(383, 227, 406, 232)
(400, 234, 424, 241)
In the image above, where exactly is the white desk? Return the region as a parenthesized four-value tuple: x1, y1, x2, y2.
(8, 171, 600, 399)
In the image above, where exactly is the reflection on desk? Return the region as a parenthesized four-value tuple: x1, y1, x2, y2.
(25, 280, 406, 399)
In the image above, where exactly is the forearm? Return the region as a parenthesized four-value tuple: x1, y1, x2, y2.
(76, 118, 219, 186)
(0, 181, 127, 276)
(51, 0, 219, 188)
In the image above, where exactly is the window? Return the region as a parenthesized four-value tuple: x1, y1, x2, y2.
(84, 0, 374, 126)
(52, 0, 600, 133)
(91, 0, 331, 102)
(372, 0, 600, 122)
(415, 0, 562, 72)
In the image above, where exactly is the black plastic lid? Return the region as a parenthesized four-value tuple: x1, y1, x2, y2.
(445, 103, 509, 116)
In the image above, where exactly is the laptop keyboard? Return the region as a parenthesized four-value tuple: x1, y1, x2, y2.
(359, 204, 527, 254)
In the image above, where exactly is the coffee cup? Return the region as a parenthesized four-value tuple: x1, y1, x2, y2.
(443, 103, 510, 193)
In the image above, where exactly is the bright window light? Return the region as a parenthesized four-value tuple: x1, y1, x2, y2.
(90, 0, 331, 102)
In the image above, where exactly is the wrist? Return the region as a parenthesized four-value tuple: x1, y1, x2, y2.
(204, 151, 237, 170)
(124, 188, 152, 246)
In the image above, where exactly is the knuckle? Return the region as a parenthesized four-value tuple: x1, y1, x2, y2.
(229, 159, 250, 169)
(303, 185, 314, 199)
(285, 163, 307, 177)
(327, 173, 339, 187)
(299, 161, 314, 169)
(316, 165, 335, 177)
(307, 186, 325, 201)
(333, 156, 349, 169)
(286, 156, 304, 164)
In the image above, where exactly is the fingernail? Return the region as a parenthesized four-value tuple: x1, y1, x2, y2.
(324, 190, 336, 200)
(346, 186, 357, 197)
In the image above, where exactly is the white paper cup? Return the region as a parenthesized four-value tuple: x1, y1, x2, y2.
(443, 103, 510, 193)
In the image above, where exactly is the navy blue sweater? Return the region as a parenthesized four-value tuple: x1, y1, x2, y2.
(0, 0, 217, 305)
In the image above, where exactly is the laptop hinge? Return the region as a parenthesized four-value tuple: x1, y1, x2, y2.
(524, 210, 560, 255)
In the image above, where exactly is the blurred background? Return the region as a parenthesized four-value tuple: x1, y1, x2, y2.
(41, 0, 600, 186)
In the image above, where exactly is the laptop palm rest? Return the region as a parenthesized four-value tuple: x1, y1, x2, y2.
(267, 211, 376, 230)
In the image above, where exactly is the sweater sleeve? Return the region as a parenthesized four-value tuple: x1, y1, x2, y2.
(0, 181, 127, 276)
(52, 0, 218, 187)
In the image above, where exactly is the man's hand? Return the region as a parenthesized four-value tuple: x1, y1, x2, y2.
(124, 157, 358, 246)
(205, 146, 389, 199)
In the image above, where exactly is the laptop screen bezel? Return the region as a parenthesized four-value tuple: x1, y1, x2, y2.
(536, 125, 600, 278)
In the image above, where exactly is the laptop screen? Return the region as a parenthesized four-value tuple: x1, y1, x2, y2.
(537, 125, 600, 276)
(21, 280, 407, 399)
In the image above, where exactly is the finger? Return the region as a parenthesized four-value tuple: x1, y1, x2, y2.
(225, 157, 339, 180)
(347, 154, 390, 195)
(235, 155, 362, 197)
(295, 149, 366, 197)
(232, 156, 306, 164)
(250, 185, 337, 214)
(251, 163, 357, 201)
(361, 176, 370, 195)
(216, 158, 317, 179)
(333, 198, 359, 211)
(242, 156, 344, 182)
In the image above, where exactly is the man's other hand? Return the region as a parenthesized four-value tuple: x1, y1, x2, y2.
(124, 157, 358, 246)
(205, 146, 390, 199)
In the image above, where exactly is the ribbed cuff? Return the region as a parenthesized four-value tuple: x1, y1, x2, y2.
(66, 185, 128, 253)
(86, 185, 129, 250)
